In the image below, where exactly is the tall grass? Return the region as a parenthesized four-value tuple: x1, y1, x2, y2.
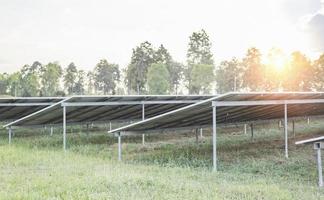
(0, 119, 323, 199)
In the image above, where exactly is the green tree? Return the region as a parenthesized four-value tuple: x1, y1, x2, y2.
(190, 64, 215, 94)
(125, 41, 155, 94)
(155, 45, 183, 94)
(242, 47, 263, 91)
(64, 62, 78, 95)
(263, 48, 286, 91)
(94, 59, 120, 95)
(20, 62, 41, 96)
(216, 58, 243, 93)
(7, 72, 22, 96)
(185, 29, 214, 93)
(86, 71, 95, 94)
(313, 54, 324, 91)
(40, 62, 62, 96)
(147, 63, 170, 94)
(0, 73, 9, 95)
(74, 70, 85, 95)
(282, 51, 313, 91)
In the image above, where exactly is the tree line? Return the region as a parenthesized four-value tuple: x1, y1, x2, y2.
(0, 29, 323, 97)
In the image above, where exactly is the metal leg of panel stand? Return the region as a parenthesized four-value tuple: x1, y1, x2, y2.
(50, 126, 53, 136)
(244, 124, 247, 135)
(118, 133, 122, 161)
(292, 120, 295, 138)
(284, 103, 288, 158)
(212, 106, 217, 171)
(317, 148, 323, 187)
(195, 128, 199, 144)
(250, 124, 254, 141)
(200, 128, 203, 138)
(8, 127, 12, 145)
(63, 106, 67, 151)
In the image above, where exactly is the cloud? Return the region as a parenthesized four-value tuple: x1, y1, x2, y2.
(307, 13, 324, 51)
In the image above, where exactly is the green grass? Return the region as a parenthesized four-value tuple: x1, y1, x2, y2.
(0, 119, 324, 199)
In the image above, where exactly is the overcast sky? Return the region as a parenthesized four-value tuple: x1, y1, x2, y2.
(0, 0, 323, 73)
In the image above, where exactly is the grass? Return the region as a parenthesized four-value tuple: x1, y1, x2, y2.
(0, 119, 324, 199)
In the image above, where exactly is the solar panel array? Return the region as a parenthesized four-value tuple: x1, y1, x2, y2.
(108, 92, 324, 133)
(4, 95, 214, 127)
(0, 97, 64, 121)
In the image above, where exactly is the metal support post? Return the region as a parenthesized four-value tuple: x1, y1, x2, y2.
(307, 117, 310, 125)
(195, 128, 199, 144)
(8, 127, 12, 144)
(63, 106, 66, 151)
(50, 126, 53, 136)
(292, 120, 295, 138)
(118, 132, 122, 161)
(200, 128, 203, 138)
(109, 122, 112, 131)
(142, 104, 145, 145)
(86, 123, 89, 136)
(244, 124, 247, 135)
(212, 105, 217, 171)
(317, 148, 323, 187)
(284, 103, 288, 158)
(250, 124, 254, 141)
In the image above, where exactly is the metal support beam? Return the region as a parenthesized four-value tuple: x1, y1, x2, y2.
(317, 147, 323, 187)
(50, 126, 53, 136)
(63, 106, 66, 151)
(200, 128, 203, 138)
(212, 105, 217, 171)
(118, 132, 122, 161)
(61, 100, 201, 107)
(284, 103, 288, 158)
(195, 128, 199, 144)
(250, 124, 254, 141)
(142, 104, 145, 145)
(8, 127, 12, 144)
(213, 99, 324, 107)
(109, 122, 112, 131)
(244, 124, 247, 135)
(292, 120, 295, 138)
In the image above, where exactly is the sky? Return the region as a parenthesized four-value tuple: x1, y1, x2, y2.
(0, 0, 323, 73)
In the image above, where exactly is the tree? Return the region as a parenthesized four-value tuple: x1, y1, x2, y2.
(190, 64, 215, 94)
(0, 73, 8, 95)
(155, 45, 183, 94)
(263, 48, 286, 91)
(40, 62, 62, 96)
(86, 71, 95, 94)
(242, 47, 263, 91)
(168, 61, 183, 94)
(64, 62, 78, 95)
(7, 72, 21, 96)
(282, 51, 313, 91)
(19, 62, 42, 96)
(125, 41, 155, 94)
(147, 63, 170, 94)
(216, 58, 243, 93)
(94, 59, 120, 94)
(312, 53, 324, 91)
(74, 70, 85, 95)
(185, 29, 214, 93)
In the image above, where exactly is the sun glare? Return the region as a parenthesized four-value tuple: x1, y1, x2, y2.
(265, 48, 288, 72)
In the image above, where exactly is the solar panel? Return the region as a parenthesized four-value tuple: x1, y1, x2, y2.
(0, 97, 64, 121)
(4, 95, 214, 127)
(108, 92, 324, 133)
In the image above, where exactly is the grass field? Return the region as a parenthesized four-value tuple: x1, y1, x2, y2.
(0, 119, 324, 199)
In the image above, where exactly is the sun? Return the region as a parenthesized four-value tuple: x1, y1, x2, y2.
(264, 48, 288, 72)
(271, 56, 286, 71)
